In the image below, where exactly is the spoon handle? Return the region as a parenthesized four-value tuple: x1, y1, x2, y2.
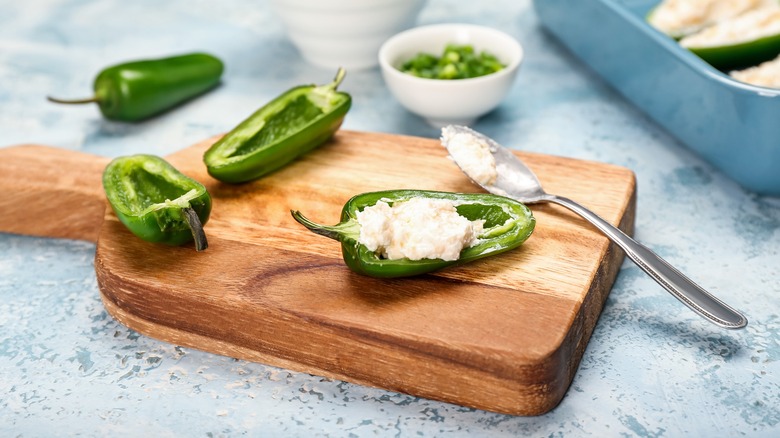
(547, 195, 747, 329)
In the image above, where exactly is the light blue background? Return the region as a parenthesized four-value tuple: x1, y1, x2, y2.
(1, 0, 779, 436)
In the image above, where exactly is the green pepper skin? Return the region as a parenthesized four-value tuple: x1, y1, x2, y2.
(292, 190, 535, 278)
(103, 155, 212, 247)
(203, 68, 351, 183)
(50, 53, 224, 121)
(400, 45, 505, 80)
(687, 34, 780, 71)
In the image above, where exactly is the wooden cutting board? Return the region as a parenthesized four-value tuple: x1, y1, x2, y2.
(0, 131, 636, 416)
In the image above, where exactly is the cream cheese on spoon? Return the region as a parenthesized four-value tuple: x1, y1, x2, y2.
(440, 125, 498, 187)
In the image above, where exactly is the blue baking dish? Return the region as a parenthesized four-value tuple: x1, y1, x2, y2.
(534, 0, 780, 195)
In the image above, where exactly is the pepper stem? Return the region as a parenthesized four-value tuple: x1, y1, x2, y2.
(47, 96, 100, 105)
(182, 207, 208, 251)
(290, 210, 344, 241)
(330, 67, 346, 90)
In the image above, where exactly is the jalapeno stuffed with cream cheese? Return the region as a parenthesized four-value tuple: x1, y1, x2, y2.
(647, 0, 767, 39)
(730, 53, 780, 87)
(291, 190, 535, 278)
(680, 6, 780, 70)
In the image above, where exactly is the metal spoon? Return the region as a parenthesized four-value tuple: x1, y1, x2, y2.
(441, 125, 747, 330)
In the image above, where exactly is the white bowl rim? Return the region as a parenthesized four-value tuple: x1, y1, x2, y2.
(378, 23, 524, 85)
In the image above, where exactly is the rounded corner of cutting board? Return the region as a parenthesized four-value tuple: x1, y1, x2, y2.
(94, 273, 572, 418)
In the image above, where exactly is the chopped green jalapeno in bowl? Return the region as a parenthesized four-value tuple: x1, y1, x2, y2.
(400, 44, 505, 79)
(379, 24, 523, 126)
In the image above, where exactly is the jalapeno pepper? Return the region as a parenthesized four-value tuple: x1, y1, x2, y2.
(203, 68, 351, 183)
(683, 33, 780, 70)
(48, 53, 224, 121)
(291, 190, 535, 278)
(677, 8, 780, 70)
(103, 155, 212, 251)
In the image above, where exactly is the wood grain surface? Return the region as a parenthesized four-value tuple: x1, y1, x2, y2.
(0, 145, 109, 242)
(0, 131, 636, 415)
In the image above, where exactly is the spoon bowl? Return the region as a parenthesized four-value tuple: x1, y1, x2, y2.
(441, 125, 748, 330)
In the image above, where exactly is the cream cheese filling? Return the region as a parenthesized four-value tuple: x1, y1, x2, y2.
(440, 125, 498, 187)
(356, 198, 485, 261)
(730, 53, 780, 87)
(680, 6, 780, 48)
(649, 0, 769, 38)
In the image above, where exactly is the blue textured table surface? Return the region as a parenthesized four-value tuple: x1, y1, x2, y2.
(2, 1, 779, 436)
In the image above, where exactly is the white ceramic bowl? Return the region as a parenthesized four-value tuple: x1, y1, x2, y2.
(378, 24, 523, 127)
(270, 0, 426, 70)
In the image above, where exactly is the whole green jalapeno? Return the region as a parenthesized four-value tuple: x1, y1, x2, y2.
(48, 53, 224, 121)
(203, 68, 351, 183)
(103, 155, 212, 251)
(291, 190, 535, 278)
